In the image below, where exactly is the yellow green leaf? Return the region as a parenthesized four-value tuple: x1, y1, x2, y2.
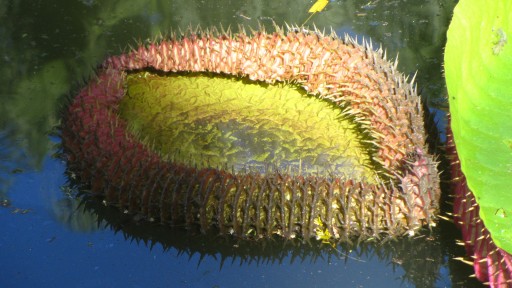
(308, 0, 329, 13)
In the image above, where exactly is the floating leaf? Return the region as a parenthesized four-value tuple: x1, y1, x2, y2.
(445, 0, 512, 254)
(314, 217, 335, 247)
(308, 0, 329, 13)
(302, 0, 329, 26)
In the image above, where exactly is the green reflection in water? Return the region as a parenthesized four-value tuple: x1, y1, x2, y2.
(1, 0, 454, 165)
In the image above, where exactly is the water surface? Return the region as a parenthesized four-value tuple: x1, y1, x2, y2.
(1, 0, 485, 287)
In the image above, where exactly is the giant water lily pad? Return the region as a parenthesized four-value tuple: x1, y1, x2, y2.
(61, 28, 440, 241)
(445, 0, 512, 253)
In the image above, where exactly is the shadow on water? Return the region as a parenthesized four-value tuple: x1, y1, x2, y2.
(50, 169, 483, 287)
(65, 189, 448, 286)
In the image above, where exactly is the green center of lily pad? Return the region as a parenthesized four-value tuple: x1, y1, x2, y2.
(119, 72, 376, 181)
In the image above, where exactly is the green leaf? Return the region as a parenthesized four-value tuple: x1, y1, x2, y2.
(445, 0, 512, 253)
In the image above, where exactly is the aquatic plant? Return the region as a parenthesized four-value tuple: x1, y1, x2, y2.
(445, 0, 512, 285)
(61, 26, 440, 242)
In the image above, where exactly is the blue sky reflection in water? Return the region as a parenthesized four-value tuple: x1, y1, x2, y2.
(0, 0, 484, 287)
(2, 154, 452, 287)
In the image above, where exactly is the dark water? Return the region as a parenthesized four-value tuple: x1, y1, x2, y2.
(0, 0, 485, 287)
